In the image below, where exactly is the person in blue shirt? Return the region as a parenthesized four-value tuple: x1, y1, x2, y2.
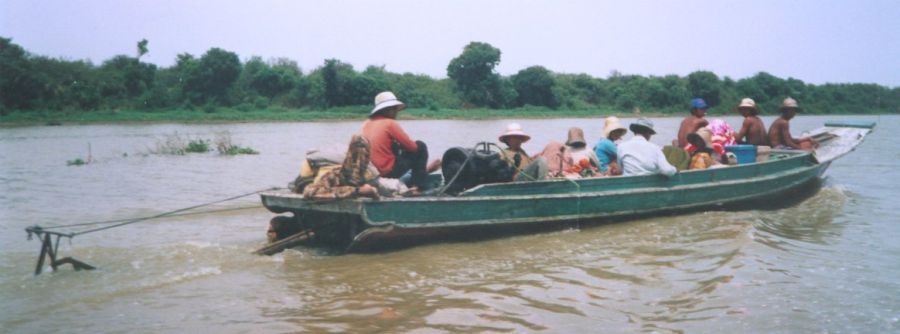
(593, 116, 628, 175)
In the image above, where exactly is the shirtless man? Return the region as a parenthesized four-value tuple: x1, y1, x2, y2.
(768, 97, 817, 150)
(676, 98, 711, 148)
(734, 98, 768, 145)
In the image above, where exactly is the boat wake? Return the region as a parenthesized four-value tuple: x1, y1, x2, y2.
(751, 185, 848, 248)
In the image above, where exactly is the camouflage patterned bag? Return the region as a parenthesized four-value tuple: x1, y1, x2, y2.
(340, 134, 370, 187)
(302, 135, 373, 200)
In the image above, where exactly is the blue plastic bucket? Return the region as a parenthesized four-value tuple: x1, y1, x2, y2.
(725, 145, 757, 164)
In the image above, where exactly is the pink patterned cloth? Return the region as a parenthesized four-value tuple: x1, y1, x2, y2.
(685, 143, 725, 156)
(707, 119, 736, 147)
(685, 119, 734, 157)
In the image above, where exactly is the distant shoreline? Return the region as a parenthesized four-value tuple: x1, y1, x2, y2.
(0, 107, 890, 127)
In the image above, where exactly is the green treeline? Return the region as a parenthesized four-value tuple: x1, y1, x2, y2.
(1, 37, 897, 121)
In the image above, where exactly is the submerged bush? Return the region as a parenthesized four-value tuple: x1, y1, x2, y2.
(185, 139, 210, 153)
(149, 131, 258, 156)
(214, 131, 259, 155)
(220, 145, 259, 155)
(152, 132, 187, 155)
(152, 132, 210, 155)
(66, 158, 86, 166)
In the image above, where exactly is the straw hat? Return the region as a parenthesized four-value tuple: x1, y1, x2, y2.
(688, 127, 714, 147)
(778, 97, 801, 112)
(602, 116, 628, 138)
(498, 123, 531, 143)
(370, 91, 406, 116)
(629, 118, 656, 135)
(738, 97, 758, 110)
(566, 127, 587, 147)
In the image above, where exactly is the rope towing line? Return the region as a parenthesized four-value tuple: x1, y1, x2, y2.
(24, 143, 495, 275)
(24, 143, 580, 275)
(24, 187, 280, 276)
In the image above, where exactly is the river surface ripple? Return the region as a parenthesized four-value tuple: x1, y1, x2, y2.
(1, 115, 898, 333)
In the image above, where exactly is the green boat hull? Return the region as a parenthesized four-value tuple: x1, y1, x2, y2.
(260, 121, 873, 252)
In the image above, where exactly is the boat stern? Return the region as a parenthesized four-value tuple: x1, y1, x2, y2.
(259, 190, 372, 251)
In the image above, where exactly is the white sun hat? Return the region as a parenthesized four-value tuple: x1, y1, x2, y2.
(779, 97, 801, 112)
(498, 123, 531, 143)
(370, 91, 406, 116)
(629, 117, 656, 135)
(737, 97, 759, 114)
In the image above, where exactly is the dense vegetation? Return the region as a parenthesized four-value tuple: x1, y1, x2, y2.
(1, 37, 897, 123)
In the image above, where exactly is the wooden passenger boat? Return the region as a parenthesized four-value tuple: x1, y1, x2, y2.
(259, 121, 875, 253)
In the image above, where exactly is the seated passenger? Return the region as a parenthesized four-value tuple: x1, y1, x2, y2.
(768, 97, 817, 150)
(498, 123, 534, 175)
(685, 127, 723, 162)
(515, 141, 574, 181)
(541, 141, 576, 179)
(676, 98, 710, 148)
(618, 118, 677, 177)
(362, 91, 431, 193)
(565, 127, 600, 177)
(594, 116, 627, 175)
(734, 98, 768, 146)
(686, 130, 718, 170)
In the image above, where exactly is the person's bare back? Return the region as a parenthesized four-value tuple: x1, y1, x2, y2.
(677, 116, 709, 147)
(768, 117, 791, 148)
(768, 116, 814, 150)
(737, 115, 767, 145)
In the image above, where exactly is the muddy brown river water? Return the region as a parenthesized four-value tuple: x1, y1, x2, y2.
(1, 115, 898, 333)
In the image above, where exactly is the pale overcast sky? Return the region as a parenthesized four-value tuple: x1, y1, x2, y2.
(2, 0, 898, 86)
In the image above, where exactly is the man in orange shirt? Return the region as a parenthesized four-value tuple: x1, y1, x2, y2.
(362, 91, 429, 192)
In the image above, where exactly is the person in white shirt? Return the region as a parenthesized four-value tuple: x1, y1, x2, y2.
(617, 118, 677, 177)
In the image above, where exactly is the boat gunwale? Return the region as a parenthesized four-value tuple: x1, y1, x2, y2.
(260, 149, 814, 207)
(456, 149, 809, 196)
